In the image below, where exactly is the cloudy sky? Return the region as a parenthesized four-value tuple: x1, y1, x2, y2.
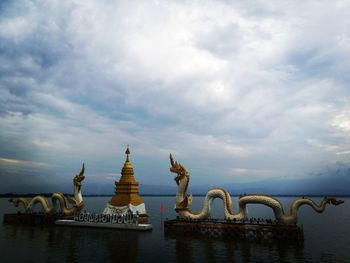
(1, 0, 350, 194)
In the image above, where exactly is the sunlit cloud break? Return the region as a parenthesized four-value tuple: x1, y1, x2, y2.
(0, 158, 50, 168)
(0, 0, 350, 194)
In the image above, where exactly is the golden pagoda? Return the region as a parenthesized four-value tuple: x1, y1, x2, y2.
(103, 146, 147, 221)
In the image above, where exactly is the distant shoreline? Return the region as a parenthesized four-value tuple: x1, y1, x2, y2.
(1, 193, 349, 198)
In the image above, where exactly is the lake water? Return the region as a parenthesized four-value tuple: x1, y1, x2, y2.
(1, 196, 349, 262)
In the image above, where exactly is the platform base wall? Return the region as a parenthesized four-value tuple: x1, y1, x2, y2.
(164, 219, 303, 242)
(3, 213, 72, 225)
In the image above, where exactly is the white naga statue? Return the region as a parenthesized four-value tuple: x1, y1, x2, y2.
(169, 154, 344, 224)
(9, 164, 85, 215)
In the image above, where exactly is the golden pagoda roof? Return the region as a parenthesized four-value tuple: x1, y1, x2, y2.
(109, 146, 144, 207)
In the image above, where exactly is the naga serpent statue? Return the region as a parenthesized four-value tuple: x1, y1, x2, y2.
(9, 163, 85, 216)
(169, 154, 344, 224)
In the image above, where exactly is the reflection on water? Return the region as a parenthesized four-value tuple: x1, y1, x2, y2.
(164, 217, 306, 263)
(1, 196, 350, 262)
(2, 224, 306, 262)
(2, 224, 151, 262)
(170, 234, 306, 263)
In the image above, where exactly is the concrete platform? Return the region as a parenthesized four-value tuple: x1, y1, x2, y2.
(3, 213, 72, 225)
(55, 219, 152, 231)
(164, 219, 303, 242)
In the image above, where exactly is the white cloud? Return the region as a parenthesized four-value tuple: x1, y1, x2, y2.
(0, 0, 350, 191)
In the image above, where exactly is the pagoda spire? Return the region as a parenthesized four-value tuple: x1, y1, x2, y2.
(125, 145, 130, 161)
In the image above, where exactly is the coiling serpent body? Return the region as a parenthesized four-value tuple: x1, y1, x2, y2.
(8, 164, 85, 215)
(170, 155, 343, 224)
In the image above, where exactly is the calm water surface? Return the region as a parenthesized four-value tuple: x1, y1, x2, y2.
(1, 196, 349, 262)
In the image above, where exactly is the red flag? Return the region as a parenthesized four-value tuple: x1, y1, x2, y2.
(160, 203, 165, 214)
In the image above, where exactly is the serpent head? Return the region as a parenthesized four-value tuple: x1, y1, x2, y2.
(169, 154, 192, 210)
(325, 197, 344, 206)
(73, 163, 85, 187)
(169, 154, 189, 185)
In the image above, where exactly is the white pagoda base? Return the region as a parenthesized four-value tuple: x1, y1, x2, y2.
(102, 203, 147, 216)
